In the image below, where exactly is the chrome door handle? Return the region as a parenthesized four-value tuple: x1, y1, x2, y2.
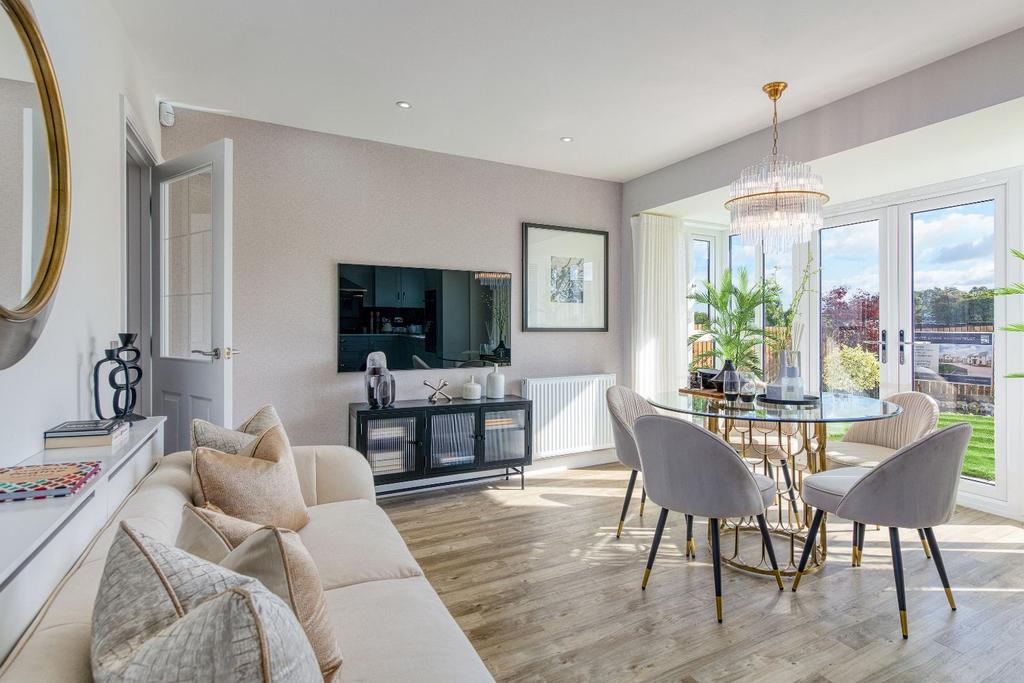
(191, 347, 221, 359)
(898, 329, 906, 365)
(224, 347, 241, 359)
(880, 330, 888, 364)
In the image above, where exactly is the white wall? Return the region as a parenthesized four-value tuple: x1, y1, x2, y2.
(162, 109, 623, 447)
(0, 0, 160, 464)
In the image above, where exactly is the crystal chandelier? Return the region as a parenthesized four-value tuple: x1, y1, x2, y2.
(725, 81, 828, 254)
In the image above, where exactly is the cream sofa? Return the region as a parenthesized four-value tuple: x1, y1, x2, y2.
(0, 446, 493, 682)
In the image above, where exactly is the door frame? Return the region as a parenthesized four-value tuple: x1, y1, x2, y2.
(119, 95, 160, 415)
(819, 166, 1024, 519)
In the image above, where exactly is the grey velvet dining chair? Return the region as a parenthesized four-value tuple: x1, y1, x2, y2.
(792, 423, 972, 639)
(606, 386, 657, 539)
(634, 414, 781, 623)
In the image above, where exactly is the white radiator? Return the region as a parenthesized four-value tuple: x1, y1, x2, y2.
(522, 374, 616, 458)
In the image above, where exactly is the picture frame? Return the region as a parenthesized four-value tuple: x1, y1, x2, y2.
(522, 222, 608, 332)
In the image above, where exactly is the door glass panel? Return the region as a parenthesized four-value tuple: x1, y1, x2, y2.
(763, 249, 793, 378)
(484, 409, 527, 463)
(430, 411, 477, 468)
(728, 234, 757, 281)
(365, 416, 418, 476)
(161, 168, 213, 359)
(819, 220, 881, 399)
(689, 239, 713, 368)
(911, 200, 996, 482)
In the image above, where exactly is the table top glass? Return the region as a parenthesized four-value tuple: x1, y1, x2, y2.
(647, 391, 902, 424)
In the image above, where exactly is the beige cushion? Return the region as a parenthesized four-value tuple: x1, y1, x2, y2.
(192, 424, 310, 531)
(298, 500, 423, 591)
(825, 441, 895, 469)
(175, 505, 343, 680)
(191, 404, 281, 453)
(176, 504, 264, 562)
(91, 522, 320, 682)
(223, 527, 342, 681)
(325, 577, 494, 682)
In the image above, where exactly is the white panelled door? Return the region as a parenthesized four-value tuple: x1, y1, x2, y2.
(150, 139, 233, 453)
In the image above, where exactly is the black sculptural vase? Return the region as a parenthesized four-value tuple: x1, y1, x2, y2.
(92, 333, 145, 422)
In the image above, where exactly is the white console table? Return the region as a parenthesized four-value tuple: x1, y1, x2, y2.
(0, 416, 165, 662)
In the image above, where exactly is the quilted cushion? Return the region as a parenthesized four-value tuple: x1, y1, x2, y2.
(91, 522, 320, 682)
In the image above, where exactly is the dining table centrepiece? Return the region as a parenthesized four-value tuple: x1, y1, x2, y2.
(654, 390, 902, 577)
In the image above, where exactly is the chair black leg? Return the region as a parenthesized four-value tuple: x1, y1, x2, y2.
(710, 518, 723, 623)
(923, 528, 956, 611)
(616, 470, 638, 538)
(642, 508, 669, 590)
(917, 528, 932, 559)
(779, 459, 799, 511)
(756, 513, 784, 590)
(639, 486, 647, 518)
(685, 514, 695, 559)
(792, 508, 824, 591)
(889, 527, 909, 639)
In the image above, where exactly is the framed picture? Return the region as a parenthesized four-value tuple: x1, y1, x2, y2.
(522, 223, 608, 331)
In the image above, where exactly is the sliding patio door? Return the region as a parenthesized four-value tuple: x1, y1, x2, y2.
(815, 183, 1014, 503)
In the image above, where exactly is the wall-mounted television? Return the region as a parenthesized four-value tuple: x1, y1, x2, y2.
(337, 263, 512, 372)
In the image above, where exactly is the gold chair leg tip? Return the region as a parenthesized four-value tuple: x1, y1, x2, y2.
(615, 521, 623, 538)
(900, 610, 909, 639)
(641, 568, 651, 590)
(774, 571, 784, 591)
(791, 572, 802, 592)
(715, 596, 723, 623)
(945, 587, 957, 611)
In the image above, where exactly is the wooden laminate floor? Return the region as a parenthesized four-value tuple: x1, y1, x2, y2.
(380, 464, 1024, 683)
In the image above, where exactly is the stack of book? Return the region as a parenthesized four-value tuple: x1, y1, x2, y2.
(44, 419, 130, 449)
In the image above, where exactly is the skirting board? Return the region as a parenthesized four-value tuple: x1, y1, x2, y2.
(376, 448, 618, 498)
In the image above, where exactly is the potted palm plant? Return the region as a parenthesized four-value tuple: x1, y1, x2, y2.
(688, 268, 768, 379)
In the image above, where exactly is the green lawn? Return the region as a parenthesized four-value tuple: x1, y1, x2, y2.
(827, 413, 994, 481)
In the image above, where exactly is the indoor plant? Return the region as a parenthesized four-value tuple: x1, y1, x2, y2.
(688, 268, 767, 378)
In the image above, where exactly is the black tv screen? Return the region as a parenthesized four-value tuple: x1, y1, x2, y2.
(338, 263, 512, 372)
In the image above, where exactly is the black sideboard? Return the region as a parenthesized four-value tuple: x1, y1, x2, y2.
(348, 395, 532, 491)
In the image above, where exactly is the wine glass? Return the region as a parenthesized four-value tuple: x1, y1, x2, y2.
(722, 370, 740, 404)
(739, 372, 757, 404)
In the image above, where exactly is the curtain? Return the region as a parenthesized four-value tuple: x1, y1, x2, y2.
(631, 213, 685, 398)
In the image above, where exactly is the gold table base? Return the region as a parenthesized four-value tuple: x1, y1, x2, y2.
(705, 413, 829, 577)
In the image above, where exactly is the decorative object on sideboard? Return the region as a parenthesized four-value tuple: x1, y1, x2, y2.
(113, 333, 144, 422)
(486, 363, 506, 399)
(44, 419, 128, 449)
(364, 352, 395, 408)
(522, 223, 609, 331)
(462, 375, 482, 400)
(423, 378, 452, 403)
(92, 344, 129, 421)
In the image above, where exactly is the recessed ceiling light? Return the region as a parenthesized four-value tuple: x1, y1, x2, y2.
(395, 101, 412, 109)
(560, 136, 574, 143)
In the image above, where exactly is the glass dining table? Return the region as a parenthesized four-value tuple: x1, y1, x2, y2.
(646, 391, 902, 577)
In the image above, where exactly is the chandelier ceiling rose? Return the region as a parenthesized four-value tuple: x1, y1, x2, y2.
(726, 80, 829, 254)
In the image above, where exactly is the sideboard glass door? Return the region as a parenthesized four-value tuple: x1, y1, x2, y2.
(364, 415, 420, 478)
(483, 408, 529, 464)
(429, 409, 478, 471)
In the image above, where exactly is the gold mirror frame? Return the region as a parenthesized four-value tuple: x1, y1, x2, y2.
(0, 0, 70, 369)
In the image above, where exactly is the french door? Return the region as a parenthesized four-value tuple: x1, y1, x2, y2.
(813, 182, 1015, 503)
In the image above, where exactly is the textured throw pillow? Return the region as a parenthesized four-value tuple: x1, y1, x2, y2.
(92, 522, 321, 683)
(174, 504, 343, 680)
(192, 424, 310, 530)
(176, 503, 264, 562)
(191, 404, 281, 453)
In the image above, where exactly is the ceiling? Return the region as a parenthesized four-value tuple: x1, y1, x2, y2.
(651, 97, 1024, 223)
(110, 0, 1024, 182)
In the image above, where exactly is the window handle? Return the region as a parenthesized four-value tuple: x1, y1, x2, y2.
(880, 330, 887, 364)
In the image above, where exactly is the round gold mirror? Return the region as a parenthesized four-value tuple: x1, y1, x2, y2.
(0, 0, 70, 369)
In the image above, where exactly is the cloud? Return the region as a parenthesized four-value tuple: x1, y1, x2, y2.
(923, 231, 994, 264)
